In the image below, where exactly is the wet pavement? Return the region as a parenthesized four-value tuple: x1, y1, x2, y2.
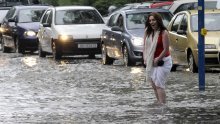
(0, 51, 220, 123)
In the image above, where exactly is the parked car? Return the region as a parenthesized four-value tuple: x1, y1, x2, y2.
(150, 1, 173, 9)
(169, 0, 218, 15)
(37, 6, 106, 60)
(1, 5, 49, 53)
(167, 10, 220, 72)
(101, 8, 173, 66)
(0, 6, 10, 46)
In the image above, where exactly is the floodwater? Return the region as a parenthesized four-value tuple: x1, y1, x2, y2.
(0, 52, 219, 123)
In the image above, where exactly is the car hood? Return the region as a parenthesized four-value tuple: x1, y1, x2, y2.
(17, 22, 40, 32)
(127, 29, 145, 38)
(192, 31, 220, 45)
(55, 24, 107, 39)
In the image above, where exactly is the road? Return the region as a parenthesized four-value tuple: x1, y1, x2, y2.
(0, 51, 220, 123)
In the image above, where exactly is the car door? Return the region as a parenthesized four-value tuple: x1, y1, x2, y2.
(112, 14, 124, 59)
(104, 13, 119, 58)
(1, 7, 16, 48)
(175, 14, 188, 64)
(39, 9, 52, 52)
(168, 13, 184, 64)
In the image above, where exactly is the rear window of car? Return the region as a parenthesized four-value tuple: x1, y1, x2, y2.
(55, 9, 104, 25)
(191, 13, 220, 31)
(126, 12, 172, 30)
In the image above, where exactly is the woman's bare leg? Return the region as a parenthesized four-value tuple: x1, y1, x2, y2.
(156, 86, 166, 104)
(151, 81, 159, 102)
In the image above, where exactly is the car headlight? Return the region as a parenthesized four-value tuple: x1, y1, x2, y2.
(0, 27, 5, 33)
(205, 44, 216, 49)
(24, 30, 36, 37)
(58, 35, 73, 41)
(131, 37, 143, 46)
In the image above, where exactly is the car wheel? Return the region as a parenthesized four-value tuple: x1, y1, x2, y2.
(188, 52, 198, 73)
(16, 38, 24, 54)
(171, 64, 178, 72)
(52, 41, 61, 60)
(123, 45, 134, 66)
(2, 38, 9, 53)
(101, 43, 113, 65)
(38, 42, 46, 58)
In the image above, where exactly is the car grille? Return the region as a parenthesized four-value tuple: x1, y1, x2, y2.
(74, 38, 101, 43)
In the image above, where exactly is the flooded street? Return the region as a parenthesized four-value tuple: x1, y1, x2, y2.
(0, 52, 220, 123)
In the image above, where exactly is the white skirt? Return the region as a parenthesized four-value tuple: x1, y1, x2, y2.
(150, 55, 172, 89)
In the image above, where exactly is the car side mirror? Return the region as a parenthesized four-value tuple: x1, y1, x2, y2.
(8, 18, 16, 22)
(43, 23, 51, 27)
(111, 26, 123, 32)
(177, 29, 187, 35)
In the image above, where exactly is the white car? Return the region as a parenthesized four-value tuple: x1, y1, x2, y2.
(169, 0, 218, 15)
(37, 6, 106, 60)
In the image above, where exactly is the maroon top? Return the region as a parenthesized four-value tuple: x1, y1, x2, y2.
(154, 31, 170, 58)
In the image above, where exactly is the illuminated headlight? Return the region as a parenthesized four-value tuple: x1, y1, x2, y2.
(131, 37, 143, 46)
(205, 44, 216, 49)
(0, 27, 5, 32)
(24, 30, 36, 37)
(58, 35, 73, 41)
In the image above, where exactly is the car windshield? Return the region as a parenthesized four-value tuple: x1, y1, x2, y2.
(0, 10, 9, 23)
(18, 8, 46, 23)
(191, 13, 220, 31)
(126, 12, 172, 30)
(55, 9, 104, 25)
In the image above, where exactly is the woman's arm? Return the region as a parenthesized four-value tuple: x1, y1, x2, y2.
(143, 28, 147, 64)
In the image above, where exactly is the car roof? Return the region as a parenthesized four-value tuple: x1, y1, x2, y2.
(54, 6, 95, 11)
(188, 9, 220, 15)
(13, 5, 49, 9)
(123, 8, 172, 14)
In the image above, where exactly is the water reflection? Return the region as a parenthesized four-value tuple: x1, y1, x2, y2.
(130, 67, 143, 74)
(21, 57, 37, 67)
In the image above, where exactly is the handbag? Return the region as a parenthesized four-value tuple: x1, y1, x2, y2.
(157, 60, 164, 66)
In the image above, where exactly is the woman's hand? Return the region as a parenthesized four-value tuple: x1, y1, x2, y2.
(153, 57, 159, 66)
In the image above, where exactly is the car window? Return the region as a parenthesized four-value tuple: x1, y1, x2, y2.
(174, 1, 217, 14)
(47, 10, 52, 24)
(171, 14, 184, 32)
(5, 7, 15, 19)
(107, 13, 118, 27)
(116, 14, 124, 29)
(174, 3, 196, 15)
(179, 15, 187, 31)
(126, 12, 172, 30)
(191, 13, 220, 31)
(55, 9, 104, 25)
(18, 8, 46, 23)
(41, 10, 50, 24)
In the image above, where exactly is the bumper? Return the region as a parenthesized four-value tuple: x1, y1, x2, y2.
(55, 38, 101, 55)
(20, 38, 38, 51)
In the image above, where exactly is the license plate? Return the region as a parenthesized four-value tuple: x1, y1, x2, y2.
(78, 44, 97, 48)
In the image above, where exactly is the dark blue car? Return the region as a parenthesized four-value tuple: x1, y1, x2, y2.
(1, 5, 48, 53)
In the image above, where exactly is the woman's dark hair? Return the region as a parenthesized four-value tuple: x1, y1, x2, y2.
(145, 12, 167, 36)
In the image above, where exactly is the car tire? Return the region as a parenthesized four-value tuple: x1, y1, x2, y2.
(52, 41, 62, 60)
(38, 42, 46, 58)
(188, 52, 198, 73)
(2, 38, 9, 53)
(123, 45, 134, 66)
(101, 43, 113, 65)
(171, 64, 178, 72)
(16, 38, 24, 54)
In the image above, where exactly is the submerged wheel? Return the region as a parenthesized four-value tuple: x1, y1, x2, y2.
(123, 45, 134, 66)
(52, 41, 62, 60)
(38, 43, 46, 57)
(101, 43, 113, 65)
(188, 52, 198, 73)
